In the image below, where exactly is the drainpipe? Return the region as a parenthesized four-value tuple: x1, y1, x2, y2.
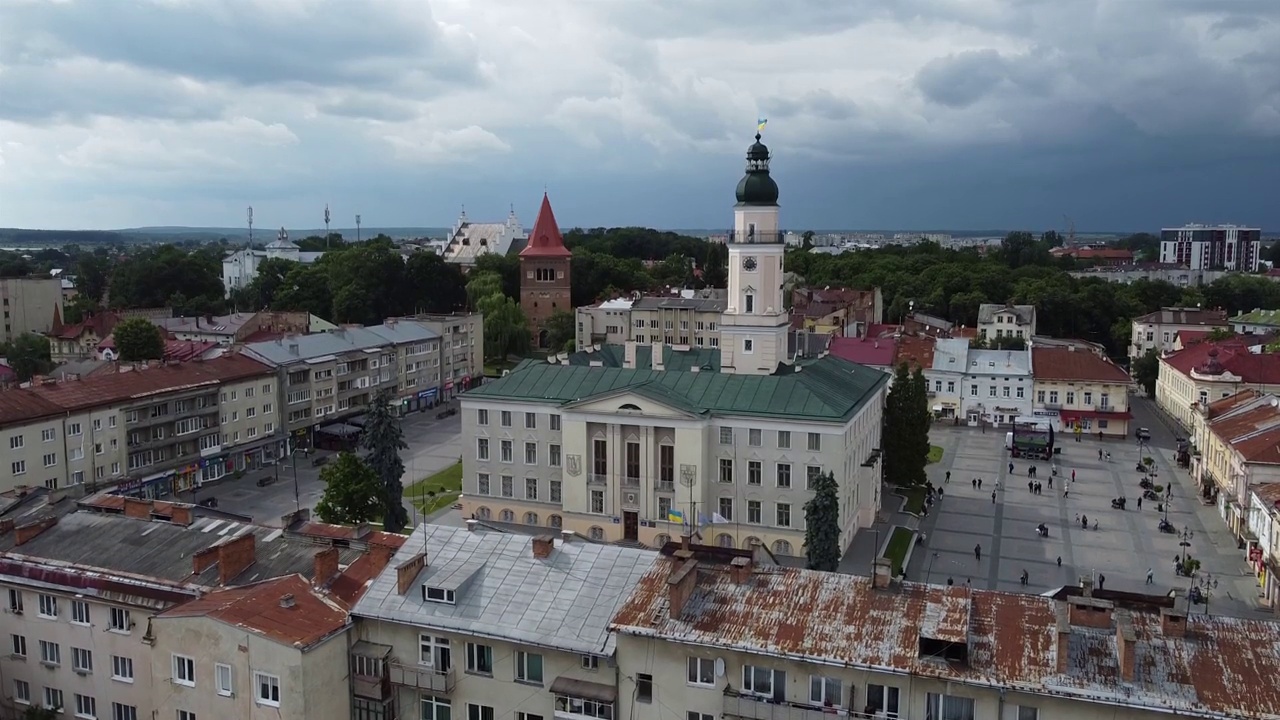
(998, 687, 1006, 720)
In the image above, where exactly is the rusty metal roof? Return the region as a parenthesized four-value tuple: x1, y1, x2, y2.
(610, 558, 1280, 719)
(157, 574, 348, 649)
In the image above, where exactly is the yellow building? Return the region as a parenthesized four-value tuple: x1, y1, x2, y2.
(1156, 337, 1280, 432)
(1030, 345, 1133, 437)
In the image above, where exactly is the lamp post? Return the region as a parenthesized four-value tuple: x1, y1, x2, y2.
(1179, 527, 1194, 565)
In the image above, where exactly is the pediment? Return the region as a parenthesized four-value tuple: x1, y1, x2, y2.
(563, 388, 699, 419)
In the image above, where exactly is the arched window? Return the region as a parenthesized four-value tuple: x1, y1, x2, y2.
(744, 536, 762, 550)
(589, 526, 605, 541)
(476, 507, 491, 520)
(549, 514, 563, 529)
(619, 403, 642, 411)
(772, 539, 793, 556)
(717, 533, 734, 548)
(524, 512, 538, 525)
(653, 533, 671, 548)
(500, 509, 515, 523)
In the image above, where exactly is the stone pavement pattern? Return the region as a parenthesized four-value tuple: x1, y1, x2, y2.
(843, 396, 1268, 619)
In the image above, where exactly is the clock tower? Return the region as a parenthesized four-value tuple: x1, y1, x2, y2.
(720, 133, 788, 375)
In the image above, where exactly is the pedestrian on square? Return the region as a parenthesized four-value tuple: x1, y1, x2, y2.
(946, 471, 951, 483)
(1064, 488, 1069, 498)
(1098, 448, 1103, 460)
(974, 544, 982, 560)
(1137, 496, 1142, 510)
(1048, 476, 1054, 490)
(991, 490, 996, 504)
(977, 478, 983, 490)
(1028, 480, 1034, 493)
(1146, 568, 1154, 585)
(1021, 569, 1029, 586)
(972, 478, 977, 490)
(1071, 469, 1076, 482)
(1057, 556, 1062, 567)
(1098, 573, 1106, 590)
(1009, 461, 1014, 474)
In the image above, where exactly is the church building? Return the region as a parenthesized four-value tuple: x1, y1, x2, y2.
(519, 194, 573, 349)
(458, 134, 888, 558)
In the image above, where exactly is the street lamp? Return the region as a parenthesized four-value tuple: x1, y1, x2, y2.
(1179, 527, 1194, 565)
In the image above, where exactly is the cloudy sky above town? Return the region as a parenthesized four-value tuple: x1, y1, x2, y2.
(1, 0, 1279, 232)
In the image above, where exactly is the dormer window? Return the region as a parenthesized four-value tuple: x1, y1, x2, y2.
(423, 586, 456, 605)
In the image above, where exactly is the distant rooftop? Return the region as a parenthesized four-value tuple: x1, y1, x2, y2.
(242, 321, 439, 366)
(352, 525, 658, 656)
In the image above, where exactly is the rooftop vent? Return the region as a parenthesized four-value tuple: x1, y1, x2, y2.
(279, 594, 296, 609)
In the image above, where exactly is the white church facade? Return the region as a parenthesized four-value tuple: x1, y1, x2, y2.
(221, 228, 325, 297)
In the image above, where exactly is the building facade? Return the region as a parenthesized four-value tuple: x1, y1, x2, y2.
(0, 356, 275, 497)
(574, 291, 728, 353)
(1030, 345, 1133, 437)
(1155, 338, 1280, 431)
(222, 228, 326, 296)
(441, 207, 525, 267)
(977, 303, 1037, 341)
(1160, 224, 1262, 272)
(924, 339, 1032, 425)
(519, 194, 573, 349)
(1230, 308, 1280, 335)
(1189, 390, 1280, 542)
(0, 277, 63, 344)
(349, 525, 656, 720)
(1129, 307, 1228, 363)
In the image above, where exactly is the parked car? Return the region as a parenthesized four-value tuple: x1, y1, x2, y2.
(1135, 427, 1152, 441)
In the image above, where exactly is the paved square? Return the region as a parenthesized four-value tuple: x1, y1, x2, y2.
(910, 423, 1231, 602)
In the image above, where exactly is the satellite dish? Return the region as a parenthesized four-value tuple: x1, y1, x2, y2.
(714, 658, 725, 678)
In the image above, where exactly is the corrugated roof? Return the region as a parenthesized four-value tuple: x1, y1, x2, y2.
(611, 557, 1280, 719)
(1206, 395, 1280, 464)
(829, 337, 896, 367)
(1134, 307, 1228, 326)
(242, 326, 392, 365)
(352, 525, 658, 656)
(1231, 309, 1280, 327)
(465, 354, 887, 421)
(157, 574, 349, 649)
(366, 321, 440, 344)
(1031, 347, 1130, 382)
(1161, 340, 1280, 385)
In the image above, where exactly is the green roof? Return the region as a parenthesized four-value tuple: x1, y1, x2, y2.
(1231, 309, 1280, 326)
(466, 353, 887, 422)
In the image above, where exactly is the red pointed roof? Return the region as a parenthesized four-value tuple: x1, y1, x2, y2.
(519, 193, 572, 258)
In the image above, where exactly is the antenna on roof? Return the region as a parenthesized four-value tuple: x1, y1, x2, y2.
(247, 206, 254, 248)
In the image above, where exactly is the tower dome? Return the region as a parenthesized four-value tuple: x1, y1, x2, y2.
(735, 133, 779, 206)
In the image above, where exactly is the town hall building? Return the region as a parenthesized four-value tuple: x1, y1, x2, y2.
(459, 134, 889, 557)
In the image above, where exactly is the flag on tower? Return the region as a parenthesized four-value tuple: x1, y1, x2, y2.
(757, 118, 768, 133)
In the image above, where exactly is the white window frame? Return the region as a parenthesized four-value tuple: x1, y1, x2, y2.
(686, 656, 715, 687)
(809, 675, 842, 707)
(74, 692, 96, 719)
(253, 671, 281, 707)
(71, 600, 90, 626)
(172, 653, 196, 687)
(73, 646, 93, 674)
(515, 650, 543, 684)
(109, 607, 131, 633)
(37, 593, 58, 619)
(111, 655, 134, 683)
(215, 663, 233, 697)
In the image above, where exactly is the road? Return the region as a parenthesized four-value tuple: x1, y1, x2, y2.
(189, 410, 462, 527)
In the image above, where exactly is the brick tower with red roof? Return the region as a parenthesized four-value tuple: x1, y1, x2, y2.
(519, 193, 573, 349)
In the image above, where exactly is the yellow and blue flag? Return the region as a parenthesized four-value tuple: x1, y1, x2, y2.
(667, 508, 685, 523)
(757, 118, 768, 133)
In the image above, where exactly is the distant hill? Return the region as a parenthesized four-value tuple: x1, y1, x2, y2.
(120, 226, 450, 240)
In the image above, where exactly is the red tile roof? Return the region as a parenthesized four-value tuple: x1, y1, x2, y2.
(1162, 340, 1280, 385)
(158, 574, 348, 649)
(611, 557, 1280, 719)
(520, 193, 572, 258)
(865, 323, 900, 338)
(49, 310, 121, 341)
(1134, 307, 1229, 326)
(1208, 398, 1280, 465)
(829, 337, 896, 367)
(1175, 329, 1211, 347)
(0, 392, 66, 429)
(4, 355, 270, 417)
(894, 335, 935, 370)
(1031, 347, 1130, 383)
(97, 336, 219, 362)
(1205, 389, 1261, 419)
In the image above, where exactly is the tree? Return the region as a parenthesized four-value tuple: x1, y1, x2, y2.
(75, 252, 111, 304)
(1, 333, 53, 381)
(361, 389, 409, 533)
(882, 363, 931, 487)
(803, 471, 841, 571)
(1132, 348, 1159, 398)
(543, 310, 575, 351)
(315, 452, 383, 525)
(112, 317, 165, 361)
(22, 706, 62, 720)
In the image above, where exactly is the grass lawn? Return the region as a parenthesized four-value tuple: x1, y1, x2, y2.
(927, 445, 944, 464)
(405, 462, 463, 516)
(894, 485, 928, 515)
(883, 526, 916, 576)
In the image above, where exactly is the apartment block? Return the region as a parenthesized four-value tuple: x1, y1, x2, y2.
(0, 496, 402, 720)
(611, 545, 1280, 720)
(1129, 307, 1228, 363)
(575, 290, 728, 352)
(349, 524, 656, 720)
(389, 313, 486, 404)
(0, 276, 63, 344)
(0, 356, 274, 498)
(1160, 224, 1262, 272)
(459, 342, 887, 556)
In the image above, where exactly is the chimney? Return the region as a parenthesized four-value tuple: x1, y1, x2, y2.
(369, 543, 397, 568)
(466, 519, 479, 532)
(531, 535, 555, 559)
(216, 533, 257, 585)
(313, 547, 340, 584)
(279, 594, 296, 609)
(560, 529, 575, 543)
(395, 552, 427, 595)
(193, 546, 219, 574)
(871, 558, 892, 589)
(1054, 602, 1072, 673)
(14, 516, 58, 546)
(729, 556, 753, 584)
(1115, 610, 1136, 683)
(168, 504, 193, 527)
(1067, 595, 1114, 629)
(1079, 575, 1094, 597)
(652, 342, 664, 371)
(666, 559, 699, 618)
(680, 533, 691, 552)
(624, 341, 637, 369)
(1160, 604, 1188, 638)
(0, 518, 13, 535)
(123, 497, 152, 519)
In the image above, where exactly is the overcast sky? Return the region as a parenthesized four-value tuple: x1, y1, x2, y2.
(1, 0, 1279, 233)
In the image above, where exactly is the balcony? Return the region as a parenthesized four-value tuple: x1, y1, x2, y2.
(352, 673, 391, 701)
(655, 479, 675, 493)
(621, 475, 641, 488)
(587, 473, 607, 486)
(388, 661, 454, 694)
(727, 230, 786, 245)
(723, 693, 858, 720)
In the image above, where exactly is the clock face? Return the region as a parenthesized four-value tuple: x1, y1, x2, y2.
(742, 256, 758, 271)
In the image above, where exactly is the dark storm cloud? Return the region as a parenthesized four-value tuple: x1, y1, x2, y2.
(915, 50, 1008, 108)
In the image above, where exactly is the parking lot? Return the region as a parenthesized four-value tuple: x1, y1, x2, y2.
(190, 409, 462, 526)
(905, 398, 1266, 617)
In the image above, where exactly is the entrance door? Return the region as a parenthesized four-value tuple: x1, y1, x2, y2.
(623, 511, 638, 542)
(421, 636, 451, 672)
